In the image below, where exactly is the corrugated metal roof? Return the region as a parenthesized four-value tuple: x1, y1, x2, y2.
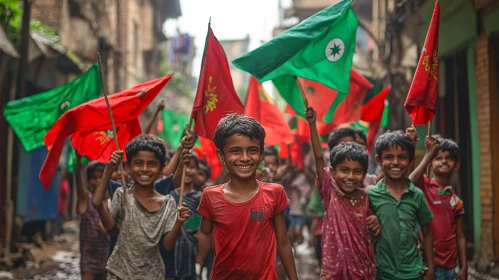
(0, 25, 19, 58)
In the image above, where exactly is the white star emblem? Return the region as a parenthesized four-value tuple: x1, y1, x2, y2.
(325, 38, 345, 62)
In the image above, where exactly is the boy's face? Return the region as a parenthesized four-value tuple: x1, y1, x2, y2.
(356, 135, 367, 147)
(337, 136, 356, 146)
(217, 134, 263, 180)
(88, 169, 104, 193)
(331, 159, 365, 194)
(263, 155, 279, 175)
(185, 158, 197, 185)
(431, 150, 459, 176)
(129, 151, 162, 187)
(194, 170, 208, 186)
(376, 146, 412, 181)
(111, 164, 129, 182)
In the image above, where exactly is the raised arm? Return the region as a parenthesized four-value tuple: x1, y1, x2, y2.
(144, 100, 165, 134)
(408, 136, 438, 186)
(92, 151, 123, 231)
(305, 107, 325, 191)
(74, 154, 88, 215)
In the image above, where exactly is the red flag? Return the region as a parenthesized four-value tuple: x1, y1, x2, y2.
(361, 86, 391, 152)
(198, 136, 222, 181)
(331, 69, 372, 125)
(40, 76, 172, 190)
(404, 1, 439, 125)
(244, 77, 293, 145)
(279, 141, 304, 169)
(69, 119, 142, 162)
(192, 24, 244, 139)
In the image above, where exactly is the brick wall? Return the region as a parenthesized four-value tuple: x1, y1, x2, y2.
(476, 34, 495, 270)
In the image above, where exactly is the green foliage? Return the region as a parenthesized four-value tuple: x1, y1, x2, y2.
(0, 0, 22, 43)
(0, 1, 59, 44)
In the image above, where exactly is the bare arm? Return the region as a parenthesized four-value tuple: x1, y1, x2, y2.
(144, 100, 164, 134)
(74, 155, 88, 215)
(196, 217, 213, 264)
(93, 151, 122, 231)
(305, 107, 325, 191)
(274, 212, 298, 280)
(456, 217, 468, 279)
(408, 136, 438, 186)
(163, 204, 190, 250)
(421, 224, 434, 280)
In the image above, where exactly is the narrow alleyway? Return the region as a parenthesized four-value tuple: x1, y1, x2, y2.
(0, 221, 497, 280)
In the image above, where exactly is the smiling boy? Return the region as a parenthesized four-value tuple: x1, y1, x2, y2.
(367, 132, 434, 280)
(195, 114, 297, 280)
(92, 135, 190, 279)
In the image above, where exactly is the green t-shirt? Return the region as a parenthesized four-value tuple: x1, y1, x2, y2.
(366, 179, 433, 280)
(307, 187, 325, 216)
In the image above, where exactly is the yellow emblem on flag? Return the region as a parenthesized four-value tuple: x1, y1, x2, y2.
(421, 48, 438, 81)
(204, 76, 218, 113)
(96, 131, 113, 146)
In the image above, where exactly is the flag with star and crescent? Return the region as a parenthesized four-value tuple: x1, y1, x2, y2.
(233, 0, 357, 121)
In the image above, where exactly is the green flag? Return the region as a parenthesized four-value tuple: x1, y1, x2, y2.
(233, 0, 357, 112)
(160, 109, 191, 148)
(4, 64, 102, 151)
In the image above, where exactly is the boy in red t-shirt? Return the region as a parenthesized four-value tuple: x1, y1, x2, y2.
(196, 114, 298, 280)
(409, 129, 468, 280)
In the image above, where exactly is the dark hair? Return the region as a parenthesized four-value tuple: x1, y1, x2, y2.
(437, 138, 460, 161)
(263, 146, 278, 157)
(198, 163, 211, 178)
(328, 127, 357, 150)
(213, 114, 265, 152)
(166, 150, 175, 161)
(125, 135, 168, 167)
(355, 129, 367, 146)
(375, 131, 415, 161)
(330, 142, 369, 173)
(86, 161, 105, 179)
(189, 152, 200, 169)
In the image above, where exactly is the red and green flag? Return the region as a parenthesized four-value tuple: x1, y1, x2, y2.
(404, 1, 439, 125)
(192, 23, 244, 140)
(233, 0, 358, 118)
(244, 77, 293, 145)
(4, 64, 101, 151)
(39, 75, 172, 190)
(361, 86, 391, 152)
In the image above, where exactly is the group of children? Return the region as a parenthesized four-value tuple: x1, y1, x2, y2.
(68, 108, 467, 280)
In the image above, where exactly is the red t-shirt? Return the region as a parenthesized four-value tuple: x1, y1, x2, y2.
(197, 181, 290, 280)
(58, 180, 70, 214)
(421, 175, 465, 268)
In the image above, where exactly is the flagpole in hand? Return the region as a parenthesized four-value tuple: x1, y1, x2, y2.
(97, 53, 128, 194)
(178, 117, 194, 209)
(426, 120, 432, 176)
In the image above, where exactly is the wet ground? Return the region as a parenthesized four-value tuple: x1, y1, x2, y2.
(0, 220, 497, 280)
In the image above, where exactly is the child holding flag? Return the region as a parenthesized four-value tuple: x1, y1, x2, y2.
(196, 114, 298, 280)
(92, 135, 190, 279)
(409, 132, 468, 280)
(306, 107, 379, 279)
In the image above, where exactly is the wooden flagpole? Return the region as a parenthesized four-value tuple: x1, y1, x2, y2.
(97, 53, 128, 193)
(294, 76, 309, 108)
(178, 117, 194, 208)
